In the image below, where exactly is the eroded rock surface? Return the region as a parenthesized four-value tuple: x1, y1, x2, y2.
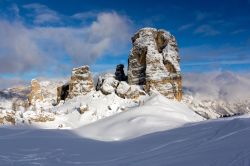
(69, 65, 95, 98)
(28, 79, 44, 105)
(128, 28, 182, 101)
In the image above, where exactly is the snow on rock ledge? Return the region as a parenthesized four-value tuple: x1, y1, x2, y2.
(128, 28, 182, 101)
(99, 74, 119, 95)
(116, 81, 146, 99)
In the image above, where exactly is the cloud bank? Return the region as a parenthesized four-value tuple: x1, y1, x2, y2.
(0, 3, 132, 75)
(183, 71, 250, 102)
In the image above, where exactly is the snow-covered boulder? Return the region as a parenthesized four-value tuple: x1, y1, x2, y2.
(96, 74, 145, 99)
(96, 74, 119, 95)
(69, 65, 95, 98)
(128, 28, 182, 101)
(116, 81, 146, 99)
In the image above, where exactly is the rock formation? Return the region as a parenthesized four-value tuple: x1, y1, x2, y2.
(115, 64, 127, 81)
(28, 79, 44, 105)
(56, 83, 69, 103)
(96, 73, 119, 95)
(68, 65, 95, 98)
(127, 28, 182, 101)
(116, 81, 146, 99)
(96, 73, 145, 99)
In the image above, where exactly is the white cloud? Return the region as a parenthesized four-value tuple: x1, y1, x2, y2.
(0, 20, 48, 73)
(0, 5, 132, 74)
(183, 71, 250, 102)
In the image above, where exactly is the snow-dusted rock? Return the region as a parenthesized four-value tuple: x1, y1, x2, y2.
(23, 111, 55, 123)
(128, 28, 182, 101)
(79, 104, 89, 114)
(28, 79, 44, 105)
(69, 65, 95, 98)
(96, 74, 119, 95)
(116, 81, 146, 99)
(0, 110, 16, 125)
(96, 73, 115, 91)
(96, 73, 145, 99)
(101, 76, 119, 95)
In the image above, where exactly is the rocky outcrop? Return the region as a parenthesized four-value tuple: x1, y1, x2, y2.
(115, 64, 127, 81)
(96, 73, 145, 99)
(68, 65, 95, 98)
(96, 74, 119, 95)
(56, 83, 69, 103)
(28, 79, 44, 105)
(128, 28, 182, 101)
(116, 81, 146, 99)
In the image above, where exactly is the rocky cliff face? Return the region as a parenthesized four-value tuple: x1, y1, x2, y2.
(28, 79, 43, 105)
(127, 28, 182, 101)
(68, 65, 95, 98)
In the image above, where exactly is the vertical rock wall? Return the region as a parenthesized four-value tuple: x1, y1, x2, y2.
(28, 79, 44, 105)
(128, 28, 182, 101)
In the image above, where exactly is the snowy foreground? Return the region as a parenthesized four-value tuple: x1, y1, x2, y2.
(1, 116, 250, 166)
(0, 94, 250, 165)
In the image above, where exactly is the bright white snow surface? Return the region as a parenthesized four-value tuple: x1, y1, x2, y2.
(1, 116, 250, 165)
(74, 93, 203, 141)
(1, 94, 250, 165)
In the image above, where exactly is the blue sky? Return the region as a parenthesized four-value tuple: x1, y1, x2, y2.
(0, 0, 250, 87)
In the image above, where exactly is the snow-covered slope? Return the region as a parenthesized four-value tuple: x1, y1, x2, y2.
(0, 116, 249, 166)
(74, 93, 203, 141)
(0, 73, 250, 165)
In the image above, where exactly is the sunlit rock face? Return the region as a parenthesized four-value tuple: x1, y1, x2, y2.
(68, 65, 95, 98)
(127, 28, 182, 101)
(28, 79, 44, 105)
